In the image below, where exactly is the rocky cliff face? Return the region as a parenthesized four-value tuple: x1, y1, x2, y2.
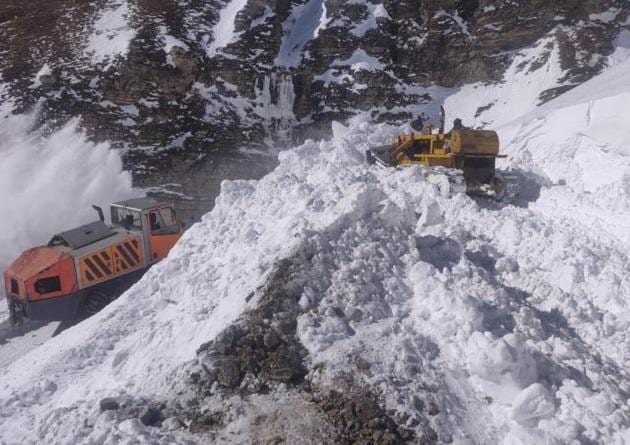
(1, 0, 628, 215)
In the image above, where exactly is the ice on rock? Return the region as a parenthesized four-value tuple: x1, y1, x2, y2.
(511, 383, 556, 425)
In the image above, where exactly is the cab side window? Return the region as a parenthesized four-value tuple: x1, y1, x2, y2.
(149, 208, 179, 235)
(112, 208, 142, 230)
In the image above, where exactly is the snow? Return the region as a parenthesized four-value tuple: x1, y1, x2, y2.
(206, 0, 249, 57)
(609, 30, 630, 67)
(250, 7, 275, 29)
(444, 35, 564, 128)
(499, 55, 630, 245)
(332, 49, 385, 72)
(3, 25, 630, 445)
(314, 50, 386, 87)
(589, 7, 621, 23)
(84, 1, 136, 68)
(0, 105, 137, 285)
(32, 64, 52, 88)
(161, 33, 189, 54)
(275, 0, 326, 68)
(348, 0, 390, 37)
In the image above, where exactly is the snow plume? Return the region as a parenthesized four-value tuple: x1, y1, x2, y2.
(2, 92, 630, 443)
(0, 106, 137, 289)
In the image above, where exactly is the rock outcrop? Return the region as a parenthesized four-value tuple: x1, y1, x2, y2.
(1, 0, 628, 216)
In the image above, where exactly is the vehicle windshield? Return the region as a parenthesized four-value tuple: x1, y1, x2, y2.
(111, 207, 142, 230)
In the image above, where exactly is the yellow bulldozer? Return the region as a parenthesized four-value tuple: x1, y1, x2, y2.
(367, 109, 518, 202)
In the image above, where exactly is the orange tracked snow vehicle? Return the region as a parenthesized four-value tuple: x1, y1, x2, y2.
(4, 198, 183, 324)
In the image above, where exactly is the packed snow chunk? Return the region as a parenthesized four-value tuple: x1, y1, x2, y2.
(84, 1, 136, 67)
(469, 333, 538, 404)
(417, 199, 444, 228)
(511, 383, 556, 425)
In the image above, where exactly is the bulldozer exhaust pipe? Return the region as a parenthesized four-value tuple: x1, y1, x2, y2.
(439, 106, 445, 135)
(92, 205, 104, 222)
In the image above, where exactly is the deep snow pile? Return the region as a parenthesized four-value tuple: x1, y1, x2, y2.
(2, 81, 630, 443)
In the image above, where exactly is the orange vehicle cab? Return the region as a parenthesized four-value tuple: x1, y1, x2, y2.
(3, 198, 183, 322)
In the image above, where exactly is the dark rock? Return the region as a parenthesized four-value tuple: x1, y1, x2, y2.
(140, 406, 162, 426)
(215, 326, 240, 355)
(428, 400, 440, 416)
(217, 358, 241, 389)
(99, 398, 120, 411)
(263, 330, 281, 350)
(38, 73, 57, 88)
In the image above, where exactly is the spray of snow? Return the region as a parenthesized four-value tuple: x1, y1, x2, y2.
(206, 0, 249, 57)
(275, 0, 327, 68)
(0, 106, 138, 294)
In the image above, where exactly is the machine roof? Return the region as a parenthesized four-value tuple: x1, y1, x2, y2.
(51, 221, 116, 250)
(112, 197, 167, 211)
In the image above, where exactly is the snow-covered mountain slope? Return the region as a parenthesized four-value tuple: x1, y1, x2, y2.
(2, 51, 630, 442)
(445, 30, 630, 245)
(1, 1, 628, 219)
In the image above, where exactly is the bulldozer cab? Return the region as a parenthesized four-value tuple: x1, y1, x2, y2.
(111, 198, 183, 264)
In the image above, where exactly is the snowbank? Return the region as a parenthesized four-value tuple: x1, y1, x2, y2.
(500, 55, 630, 245)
